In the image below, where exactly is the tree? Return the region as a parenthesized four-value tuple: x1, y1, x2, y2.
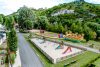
(5, 15, 14, 30)
(84, 25, 96, 41)
(18, 6, 36, 30)
(37, 16, 48, 29)
(0, 15, 3, 24)
(96, 30, 100, 39)
(7, 29, 18, 52)
(70, 23, 77, 33)
(24, 20, 33, 29)
(12, 12, 18, 23)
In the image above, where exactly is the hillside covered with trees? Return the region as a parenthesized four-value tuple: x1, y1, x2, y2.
(38, 0, 100, 41)
(0, 0, 100, 42)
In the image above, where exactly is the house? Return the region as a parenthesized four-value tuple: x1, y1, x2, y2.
(0, 24, 6, 45)
(0, 33, 6, 45)
(51, 9, 74, 16)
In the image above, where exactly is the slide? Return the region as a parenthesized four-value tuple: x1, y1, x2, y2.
(55, 45, 61, 49)
(62, 47, 72, 54)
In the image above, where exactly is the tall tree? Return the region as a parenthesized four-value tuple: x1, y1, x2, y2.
(18, 6, 36, 30)
(7, 29, 18, 52)
(84, 25, 96, 41)
(5, 15, 14, 30)
(37, 16, 48, 29)
(0, 15, 3, 24)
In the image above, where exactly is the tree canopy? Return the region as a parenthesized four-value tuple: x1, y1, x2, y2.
(18, 6, 36, 30)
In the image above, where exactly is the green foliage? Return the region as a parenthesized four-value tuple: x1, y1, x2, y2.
(92, 58, 100, 67)
(68, 51, 100, 67)
(5, 54, 9, 63)
(36, 16, 48, 29)
(46, 23, 66, 34)
(5, 15, 14, 30)
(24, 20, 33, 29)
(96, 30, 100, 39)
(19, 29, 29, 33)
(64, 38, 80, 43)
(83, 25, 96, 41)
(7, 29, 18, 52)
(18, 6, 36, 30)
(10, 53, 16, 64)
(86, 22, 100, 32)
(3, 0, 99, 42)
(0, 14, 5, 25)
(0, 15, 3, 24)
(43, 1, 100, 41)
(28, 32, 32, 38)
(12, 12, 18, 23)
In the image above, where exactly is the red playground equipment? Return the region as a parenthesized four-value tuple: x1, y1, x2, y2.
(40, 29, 44, 33)
(58, 34, 60, 38)
(62, 47, 72, 54)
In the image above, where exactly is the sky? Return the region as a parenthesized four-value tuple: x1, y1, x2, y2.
(0, 0, 100, 15)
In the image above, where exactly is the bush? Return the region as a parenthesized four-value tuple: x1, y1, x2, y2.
(5, 54, 9, 63)
(10, 52, 16, 64)
(64, 38, 80, 43)
(19, 29, 29, 33)
(8, 29, 18, 52)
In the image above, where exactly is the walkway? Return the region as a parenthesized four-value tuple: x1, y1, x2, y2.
(17, 33, 43, 67)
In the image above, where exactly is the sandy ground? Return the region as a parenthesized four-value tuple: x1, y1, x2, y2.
(31, 38, 82, 59)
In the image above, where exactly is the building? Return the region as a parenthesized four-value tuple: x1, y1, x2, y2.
(51, 9, 74, 16)
(0, 33, 6, 45)
(0, 24, 6, 45)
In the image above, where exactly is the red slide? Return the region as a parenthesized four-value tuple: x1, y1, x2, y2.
(62, 47, 72, 54)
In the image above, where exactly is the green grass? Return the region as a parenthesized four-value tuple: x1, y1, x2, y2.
(92, 58, 100, 67)
(24, 34, 100, 67)
(67, 52, 100, 67)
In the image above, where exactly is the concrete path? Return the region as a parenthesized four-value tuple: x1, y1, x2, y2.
(17, 33, 43, 67)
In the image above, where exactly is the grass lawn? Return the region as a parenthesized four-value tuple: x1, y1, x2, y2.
(24, 34, 100, 67)
(67, 51, 100, 67)
(92, 58, 100, 67)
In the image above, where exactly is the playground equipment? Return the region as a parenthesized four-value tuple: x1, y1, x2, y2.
(62, 47, 72, 54)
(55, 41, 64, 49)
(40, 29, 44, 33)
(64, 31, 84, 40)
(40, 37, 46, 44)
(56, 45, 62, 49)
(58, 33, 63, 38)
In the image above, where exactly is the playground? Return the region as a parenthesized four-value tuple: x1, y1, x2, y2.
(30, 38, 82, 64)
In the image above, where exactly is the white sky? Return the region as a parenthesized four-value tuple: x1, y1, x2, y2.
(0, 0, 100, 15)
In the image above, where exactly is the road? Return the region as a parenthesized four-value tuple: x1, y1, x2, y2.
(17, 33, 43, 67)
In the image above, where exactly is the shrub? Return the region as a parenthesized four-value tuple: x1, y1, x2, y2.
(7, 29, 18, 52)
(10, 52, 16, 64)
(19, 29, 29, 33)
(5, 54, 9, 63)
(64, 38, 80, 43)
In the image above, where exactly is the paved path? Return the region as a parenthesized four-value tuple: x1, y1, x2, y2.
(17, 33, 43, 67)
